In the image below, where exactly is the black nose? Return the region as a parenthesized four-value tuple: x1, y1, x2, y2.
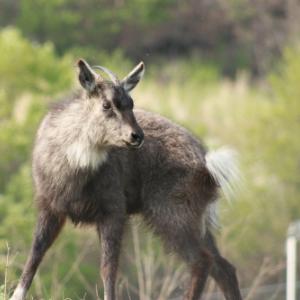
(131, 132, 144, 144)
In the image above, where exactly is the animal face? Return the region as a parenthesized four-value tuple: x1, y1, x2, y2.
(77, 59, 145, 149)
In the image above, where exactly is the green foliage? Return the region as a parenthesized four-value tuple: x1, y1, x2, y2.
(17, 0, 173, 55)
(261, 44, 300, 228)
(0, 0, 291, 76)
(0, 27, 73, 96)
(0, 27, 75, 297)
(0, 28, 73, 190)
(0, 285, 5, 300)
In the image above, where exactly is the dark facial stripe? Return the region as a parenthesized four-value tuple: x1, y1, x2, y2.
(96, 82, 134, 112)
(112, 87, 134, 111)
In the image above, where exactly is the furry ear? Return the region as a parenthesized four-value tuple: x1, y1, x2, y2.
(77, 59, 99, 92)
(121, 62, 145, 92)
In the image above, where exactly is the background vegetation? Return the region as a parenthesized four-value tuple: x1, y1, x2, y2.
(0, 0, 300, 299)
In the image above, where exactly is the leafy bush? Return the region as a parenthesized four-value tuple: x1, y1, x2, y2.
(0, 27, 75, 297)
(0, 27, 73, 96)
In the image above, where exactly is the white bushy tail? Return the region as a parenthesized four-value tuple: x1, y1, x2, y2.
(204, 147, 241, 229)
(206, 147, 241, 201)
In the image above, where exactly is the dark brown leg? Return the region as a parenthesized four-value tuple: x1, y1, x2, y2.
(184, 248, 213, 300)
(144, 209, 212, 300)
(10, 210, 65, 300)
(205, 231, 242, 300)
(210, 256, 242, 300)
(97, 215, 126, 300)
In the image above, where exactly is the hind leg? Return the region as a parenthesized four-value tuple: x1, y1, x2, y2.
(205, 231, 242, 300)
(144, 209, 212, 300)
(184, 247, 212, 300)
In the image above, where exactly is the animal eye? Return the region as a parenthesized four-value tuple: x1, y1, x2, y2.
(103, 102, 111, 110)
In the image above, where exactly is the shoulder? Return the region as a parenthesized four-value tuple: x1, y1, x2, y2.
(134, 108, 207, 163)
(134, 108, 178, 131)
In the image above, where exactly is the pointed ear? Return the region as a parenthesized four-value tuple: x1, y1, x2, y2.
(121, 62, 145, 92)
(77, 59, 98, 92)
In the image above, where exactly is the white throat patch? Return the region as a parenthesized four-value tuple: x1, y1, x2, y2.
(66, 142, 108, 170)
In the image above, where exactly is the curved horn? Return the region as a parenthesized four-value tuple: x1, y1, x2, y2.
(92, 65, 119, 85)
